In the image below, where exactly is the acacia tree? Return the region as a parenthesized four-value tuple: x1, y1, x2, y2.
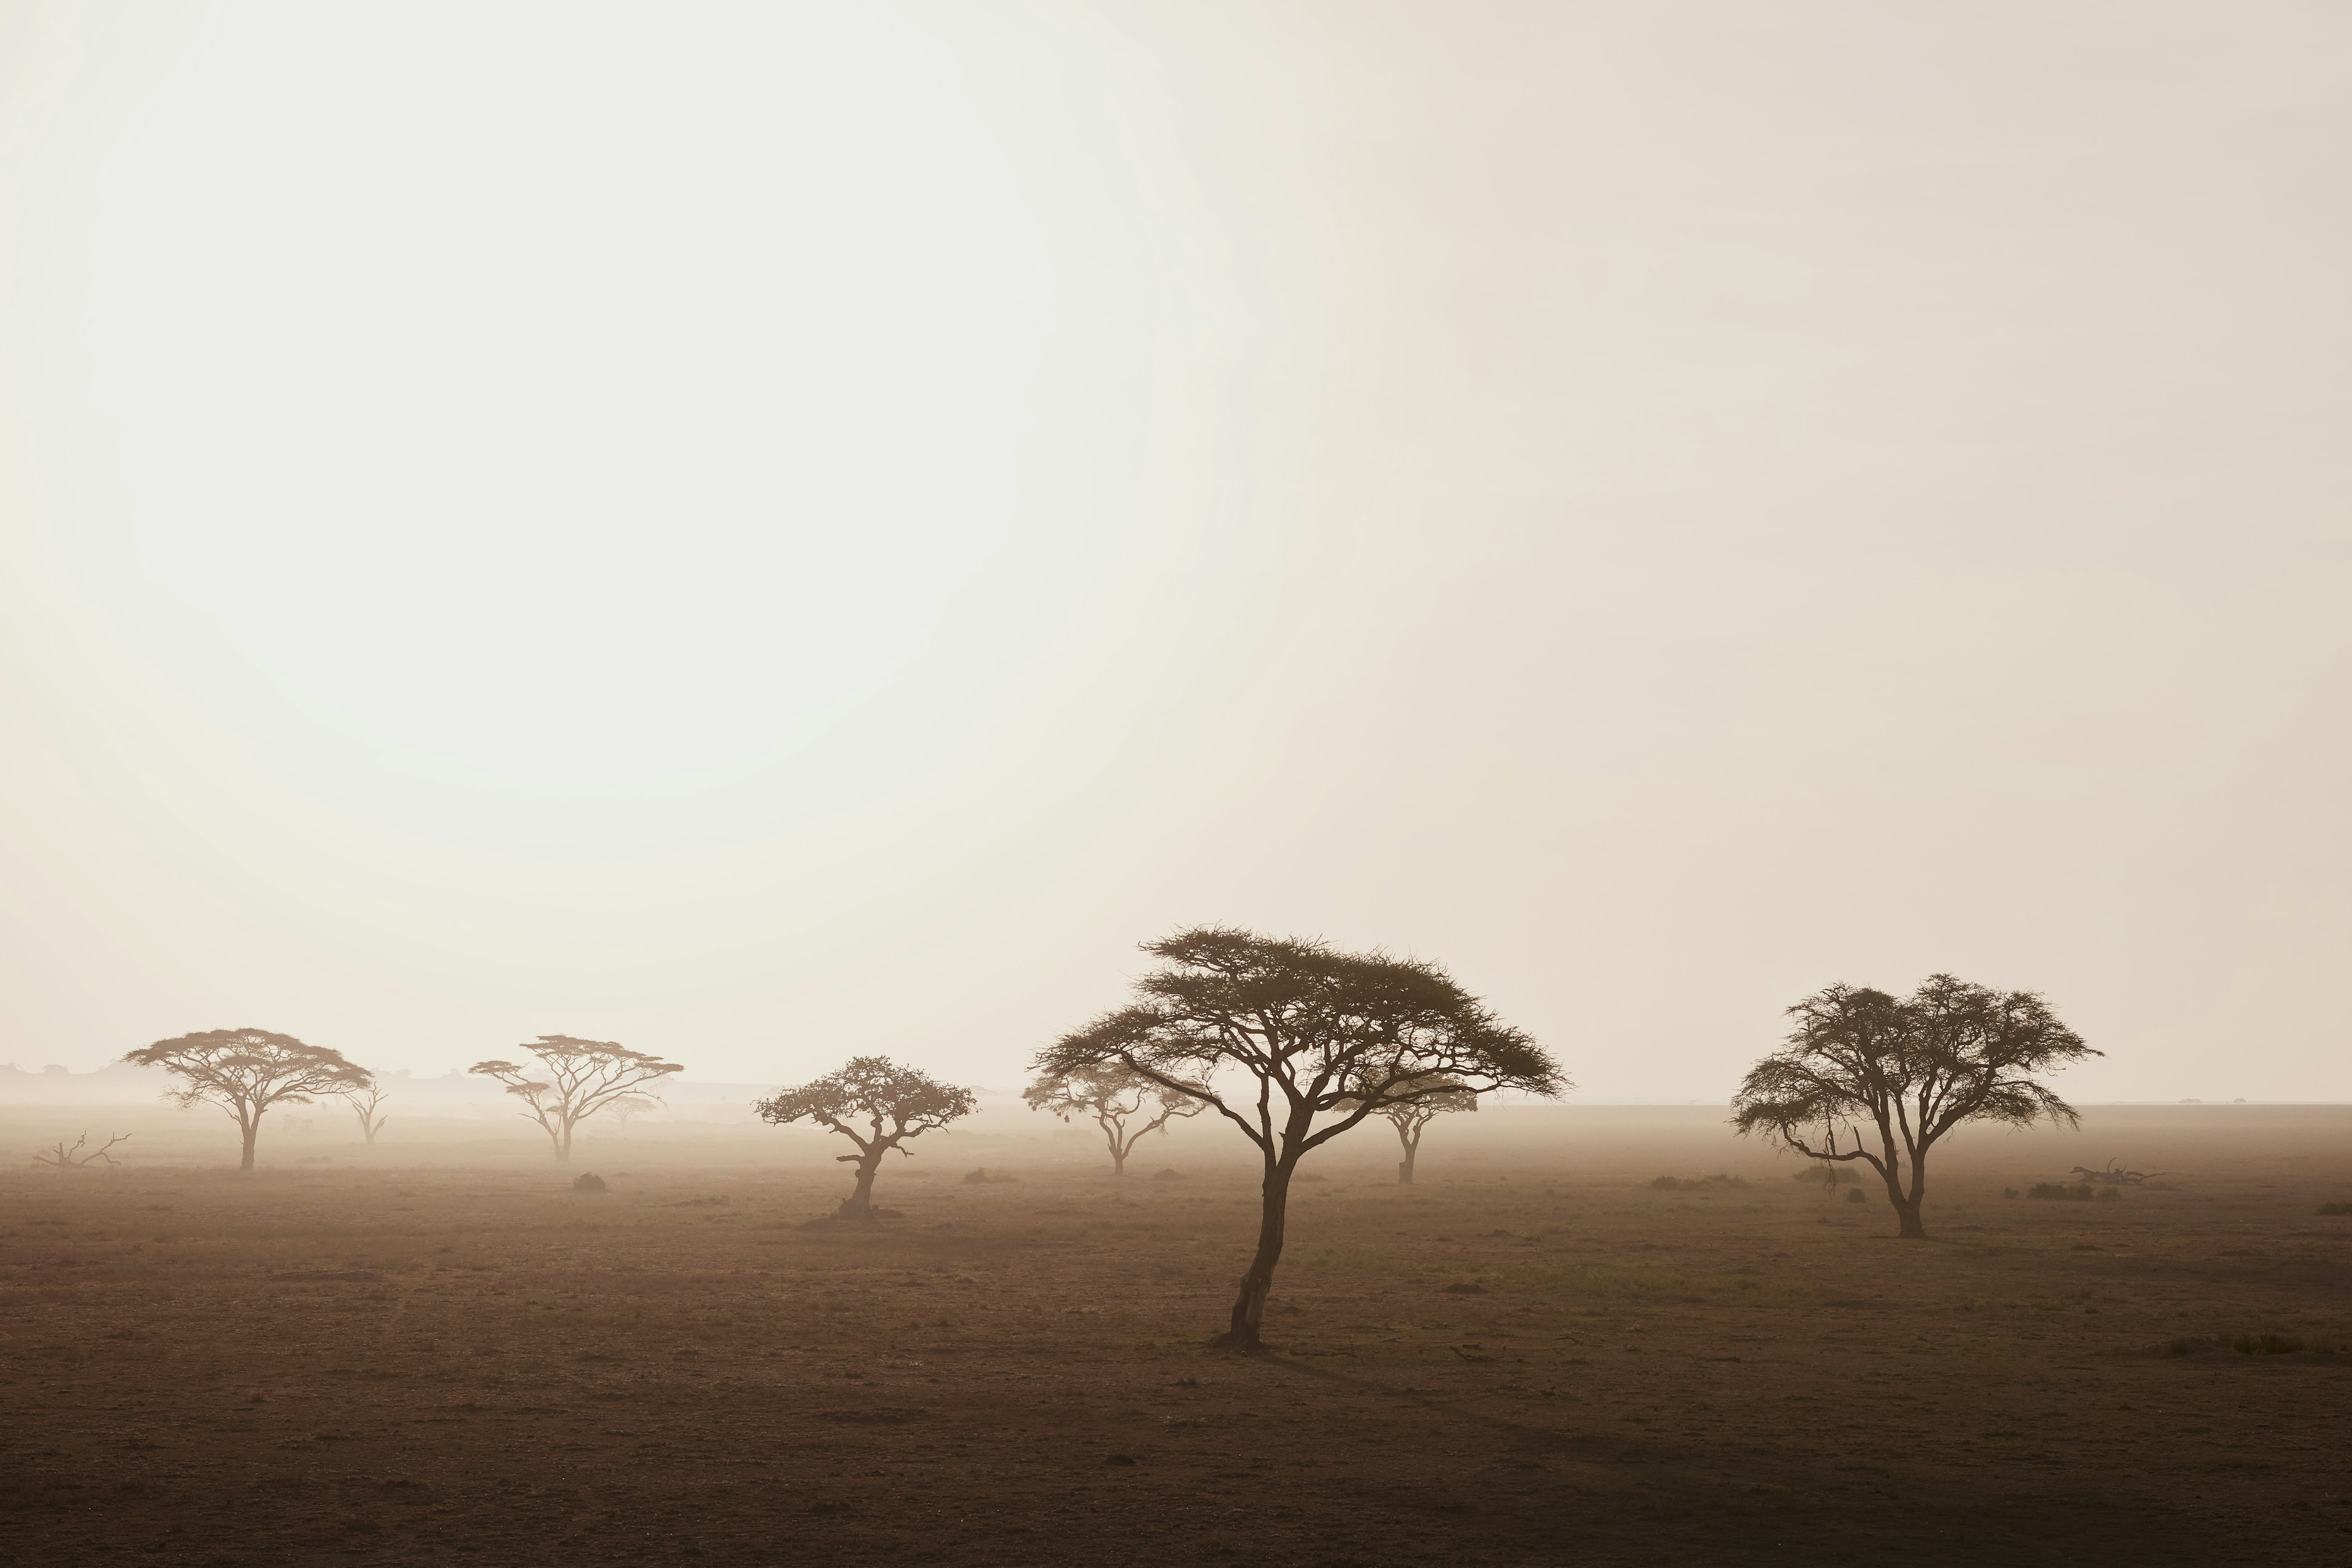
(1731, 975, 2097, 1239)
(339, 1082, 390, 1145)
(1036, 928, 1564, 1351)
(606, 1094, 658, 1130)
(469, 1037, 683, 1162)
(1023, 1063, 1206, 1176)
(754, 1057, 976, 1221)
(1374, 1082, 1476, 1186)
(122, 1029, 372, 1172)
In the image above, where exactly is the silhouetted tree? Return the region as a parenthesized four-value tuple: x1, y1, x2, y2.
(31, 1131, 130, 1169)
(755, 1057, 976, 1221)
(123, 1029, 372, 1171)
(606, 1093, 658, 1130)
(339, 1082, 390, 1145)
(470, 1037, 683, 1163)
(1731, 975, 2096, 1239)
(1023, 1062, 1206, 1176)
(1036, 929, 1564, 1351)
(1370, 1080, 1476, 1185)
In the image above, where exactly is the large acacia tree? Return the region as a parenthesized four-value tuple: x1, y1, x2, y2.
(1732, 975, 2096, 1238)
(1023, 1062, 1206, 1176)
(755, 1057, 976, 1221)
(123, 1029, 373, 1171)
(1037, 928, 1564, 1351)
(470, 1037, 684, 1162)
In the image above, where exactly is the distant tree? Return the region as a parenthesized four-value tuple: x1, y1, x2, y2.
(469, 1037, 684, 1163)
(123, 1029, 372, 1172)
(606, 1093, 659, 1130)
(31, 1131, 130, 1170)
(1036, 929, 1565, 1351)
(339, 1082, 390, 1145)
(754, 1057, 976, 1221)
(1731, 975, 2097, 1239)
(1023, 1062, 1207, 1176)
(1360, 1080, 1477, 1185)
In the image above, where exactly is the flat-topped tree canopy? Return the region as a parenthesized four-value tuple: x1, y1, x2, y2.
(1039, 928, 1561, 1156)
(1036, 927, 1564, 1348)
(123, 1028, 372, 1170)
(470, 1036, 683, 1162)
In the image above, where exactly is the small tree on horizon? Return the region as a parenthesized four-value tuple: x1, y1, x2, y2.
(1023, 1062, 1207, 1176)
(469, 1038, 683, 1163)
(755, 1057, 976, 1221)
(123, 1029, 372, 1172)
(1360, 1080, 1476, 1185)
(1036, 928, 1564, 1352)
(339, 1081, 390, 1145)
(1731, 974, 2097, 1239)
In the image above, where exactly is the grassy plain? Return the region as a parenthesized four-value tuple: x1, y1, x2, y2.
(2, 1105, 2346, 1566)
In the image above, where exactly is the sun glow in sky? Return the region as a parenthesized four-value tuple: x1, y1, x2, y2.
(2, 2, 2348, 1098)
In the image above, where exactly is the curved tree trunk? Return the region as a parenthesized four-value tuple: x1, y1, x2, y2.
(1218, 1160, 1294, 1351)
(839, 1154, 884, 1221)
(1398, 1126, 1420, 1186)
(238, 1115, 259, 1172)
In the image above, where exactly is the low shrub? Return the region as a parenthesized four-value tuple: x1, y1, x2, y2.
(2025, 1182, 2094, 1201)
(1793, 1166, 1858, 1186)
(570, 1172, 606, 1194)
(2095, 1187, 2122, 1201)
(2002, 1187, 2019, 1199)
(2318, 1201, 2351, 1216)
(2233, 1333, 2305, 1355)
(1844, 1188, 1866, 1204)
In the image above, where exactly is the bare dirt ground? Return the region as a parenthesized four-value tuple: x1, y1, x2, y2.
(2, 1106, 2346, 1566)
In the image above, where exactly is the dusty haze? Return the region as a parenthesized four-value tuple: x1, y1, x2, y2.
(2, 1, 2348, 1098)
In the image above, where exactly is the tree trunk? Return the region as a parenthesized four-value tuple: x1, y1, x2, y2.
(556, 1120, 574, 1164)
(1109, 1136, 1128, 1177)
(1398, 1158, 1411, 1186)
(238, 1116, 258, 1172)
(839, 1155, 883, 1221)
(1218, 1160, 1294, 1351)
(1885, 1166, 1927, 1238)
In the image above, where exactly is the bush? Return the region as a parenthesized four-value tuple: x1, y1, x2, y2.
(2095, 1187, 2122, 1201)
(1844, 1188, 1866, 1204)
(2002, 1187, 2019, 1199)
(2026, 1183, 2094, 1201)
(2233, 1333, 2305, 1355)
(1794, 1166, 1858, 1186)
(571, 1172, 606, 1193)
(2318, 1202, 2351, 1216)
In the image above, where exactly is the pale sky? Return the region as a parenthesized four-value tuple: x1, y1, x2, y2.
(1, 1, 2345, 1099)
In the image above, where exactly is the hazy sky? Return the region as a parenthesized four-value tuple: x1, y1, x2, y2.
(2, 2, 2345, 1099)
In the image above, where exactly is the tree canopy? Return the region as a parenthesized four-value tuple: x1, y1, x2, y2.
(470, 1037, 683, 1162)
(123, 1028, 373, 1170)
(1731, 974, 2097, 1237)
(1023, 1061, 1206, 1175)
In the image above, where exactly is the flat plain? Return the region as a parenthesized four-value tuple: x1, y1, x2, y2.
(2, 1105, 2346, 1566)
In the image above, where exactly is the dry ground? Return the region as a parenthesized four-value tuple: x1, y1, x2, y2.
(2, 1106, 2346, 1566)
